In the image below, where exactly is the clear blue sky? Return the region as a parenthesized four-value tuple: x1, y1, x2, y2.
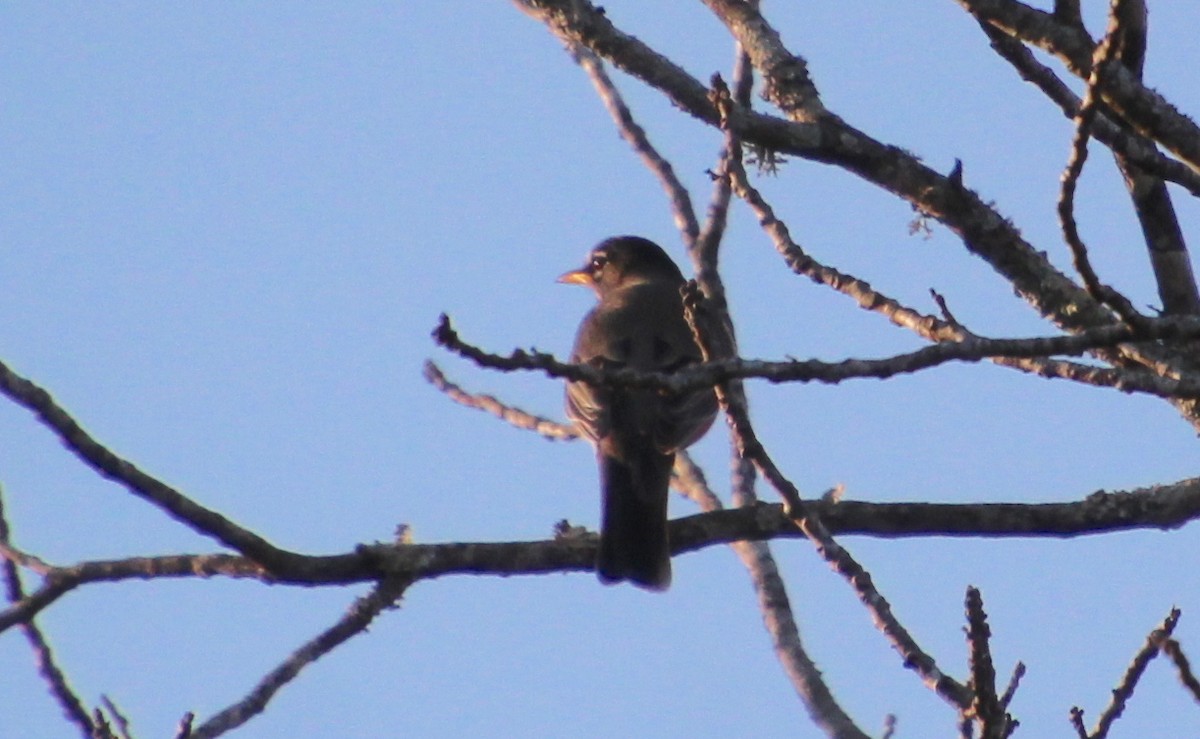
(3, 2, 1200, 737)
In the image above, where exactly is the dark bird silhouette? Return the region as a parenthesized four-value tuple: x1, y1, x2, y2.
(560, 236, 718, 590)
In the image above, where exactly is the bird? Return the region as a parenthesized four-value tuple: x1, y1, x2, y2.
(560, 236, 718, 591)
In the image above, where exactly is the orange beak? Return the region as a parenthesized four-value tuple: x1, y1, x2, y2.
(557, 268, 593, 286)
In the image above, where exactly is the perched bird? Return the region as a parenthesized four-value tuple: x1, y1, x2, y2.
(560, 236, 718, 591)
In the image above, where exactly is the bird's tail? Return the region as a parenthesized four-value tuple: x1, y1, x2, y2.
(596, 449, 673, 591)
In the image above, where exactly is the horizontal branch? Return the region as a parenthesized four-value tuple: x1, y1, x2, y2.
(433, 313, 1200, 397)
(5, 476, 1198, 633)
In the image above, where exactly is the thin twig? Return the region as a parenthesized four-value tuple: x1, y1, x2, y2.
(0, 551, 271, 634)
(190, 577, 409, 738)
(174, 712, 195, 739)
(674, 454, 869, 737)
(423, 361, 577, 440)
(999, 662, 1026, 709)
(1056, 0, 1144, 324)
(100, 695, 134, 739)
(682, 285, 973, 711)
(571, 44, 700, 246)
(1161, 638, 1200, 704)
(680, 282, 803, 514)
(1068, 707, 1088, 739)
(725, 135, 959, 343)
(0, 490, 93, 738)
(0, 538, 55, 574)
(1091, 607, 1181, 737)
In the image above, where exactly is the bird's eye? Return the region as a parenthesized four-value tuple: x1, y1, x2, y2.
(590, 255, 607, 271)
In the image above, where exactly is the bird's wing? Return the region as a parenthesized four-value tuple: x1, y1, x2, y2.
(565, 361, 610, 443)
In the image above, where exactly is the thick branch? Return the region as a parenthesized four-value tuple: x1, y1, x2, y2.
(956, 0, 1200, 172)
(976, 21, 1200, 197)
(4, 476, 1197, 637)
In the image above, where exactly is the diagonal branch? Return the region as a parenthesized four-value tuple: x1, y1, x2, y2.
(423, 361, 577, 440)
(189, 577, 410, 738)
(974, 21, 1200, 197)
(955, 0, 1200, 172)
(722, 117, 961, 344)
(570, 44, 701, 246)
(0, 491, 93, 738)
(683, 285, 973, 713)
(1102, 0, 1200, 317)
(1160, 638, 1200, 704)
(0, 358, 307, 572)
(674, 453, 870, 739)
(1088, 607, 1181, 738)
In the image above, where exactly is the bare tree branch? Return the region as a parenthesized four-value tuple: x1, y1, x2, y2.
(175, 712, 195, 739)
(423, 361, 577, 440)
(433, 313, 1200, 397)
(1161, 638, 1200, 704)
(570, 44, 701, 246)
(0, 490, 93, 738)
(723, 121, 961, 344)
(1069, 706, 1088, 739)
(1088, 607, 1181, 738)
(0, 551, 270, 632)
(700, 0, 826, 121)
(674, 453, 869, 739)
(99, 695, 133, 739)
(973, 18, 1200, 197)
(1000, 663, 1025, 709)
(956, 0, 1200, 171)
(682, 283, 973, 712)
(965, 586, 1014, 737)
(1057, 0, 1148, 325)
(190, 577, 409, 738)
(1104, 0, 1200, 317)
(0, 358, 306, 572)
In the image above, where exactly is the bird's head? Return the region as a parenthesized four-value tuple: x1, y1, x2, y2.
(558, 236, 685, 296)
